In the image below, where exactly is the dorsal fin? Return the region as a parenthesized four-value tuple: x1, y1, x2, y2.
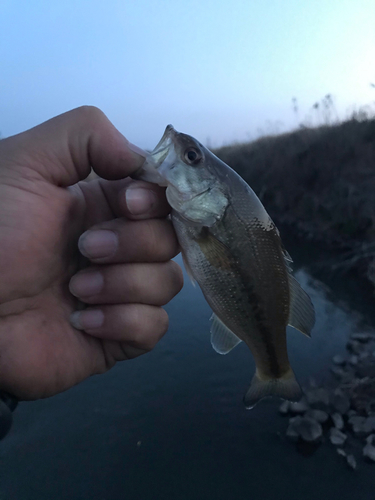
(288, 275, 315, 337)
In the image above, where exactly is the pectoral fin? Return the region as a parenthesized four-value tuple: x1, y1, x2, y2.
(288, 275, 315, 337)
(196, 228, 233, 271)
(181, 251, 196, 286)
(210, 314, 242, 354)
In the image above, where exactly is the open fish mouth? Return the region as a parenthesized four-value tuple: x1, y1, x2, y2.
(131, 125, 177, 185)
(150, 124, 177, 166)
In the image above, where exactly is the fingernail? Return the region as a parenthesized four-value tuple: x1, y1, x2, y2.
(69, 271, 104, 298)
(127, 142, 147, 170)
(78, 230, 118, 259)
(70, 309, 104, 330)
(125, 188, 156, 215)
(127, 141, 147, 158)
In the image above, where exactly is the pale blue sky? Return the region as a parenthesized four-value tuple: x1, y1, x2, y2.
(1, 0, 374, 148)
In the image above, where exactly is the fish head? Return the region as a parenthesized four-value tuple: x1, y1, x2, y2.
(136, 125, 229, 226)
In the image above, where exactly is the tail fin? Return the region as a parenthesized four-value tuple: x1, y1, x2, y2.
(244, 368, 302, 409)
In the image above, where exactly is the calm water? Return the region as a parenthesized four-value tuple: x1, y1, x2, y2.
(1, 235, 375, 500)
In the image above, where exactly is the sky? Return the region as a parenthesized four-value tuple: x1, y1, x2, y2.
(0, 0, 374, 149)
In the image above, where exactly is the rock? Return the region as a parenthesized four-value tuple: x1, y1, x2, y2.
(287, 416, 323, 443)
(296, 417, 323, 443)
(331, 412, 344, 430)
(355, 362, 375, 379)
(331, 391, 351, 414)
(305, 409, 329, 424)
(289, 399, 309, 414)
(339, 368, 356, 384)
(348, 415, 366, 426)
(308, 377, 317, 388)
(346, 340, 362, 354)
(366, 434, 375, 445)
(346, 454, 357, 470)
(365, 416, 375, 432)
(359, 351, 370, 361)
(279, 400, 290, 415)
(286, 417, 301, 442)
(330, 366, 346, 378)
(348, 377, 375, 413)
(332, 355, 346, 366)
(286, 425, 299, 442)
(351, 333, 375, 343)
(348, 415, 373, 437)
(305, 388, 330, 410)
(337, 448, 347, 457)
(329, 428, 347, 446)
(363, 443, 375, 462)
(347, 409, 357, 418)
(348, 355, 358, 366)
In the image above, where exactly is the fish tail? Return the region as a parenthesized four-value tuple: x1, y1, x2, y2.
(243, 368, 302, 409)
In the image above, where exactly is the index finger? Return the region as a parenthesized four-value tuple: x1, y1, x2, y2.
(0, 106, 146, 187)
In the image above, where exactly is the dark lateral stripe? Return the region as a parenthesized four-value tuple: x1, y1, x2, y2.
(241, 276, 284, 378)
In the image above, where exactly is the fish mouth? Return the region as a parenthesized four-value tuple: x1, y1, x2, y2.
(166, 184, 210, 210)
(131, 125, 177, 185)
(150, 124, 177, 166)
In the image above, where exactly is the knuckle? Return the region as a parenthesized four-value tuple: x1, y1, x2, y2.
(74, 105, 107, 125)
(123, 268, 143, 299)
(140, 219, 161, 256)
(157, 308, 169, 337)
(169, 260, 184, 293)
(127, 306, 169, 351)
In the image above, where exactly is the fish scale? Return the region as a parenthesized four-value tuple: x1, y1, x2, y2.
(135, 125, 315, 409)
(173, 207, 291, 380)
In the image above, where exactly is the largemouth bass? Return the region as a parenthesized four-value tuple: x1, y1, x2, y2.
(135, 125, 315, 408)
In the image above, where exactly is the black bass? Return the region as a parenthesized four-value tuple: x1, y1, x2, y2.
(135, 125, 315, 408)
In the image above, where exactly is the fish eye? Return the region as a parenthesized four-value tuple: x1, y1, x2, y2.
(184, 148, 202, 165)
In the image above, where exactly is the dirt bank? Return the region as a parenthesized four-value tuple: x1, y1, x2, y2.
(214, 118, 375, 291)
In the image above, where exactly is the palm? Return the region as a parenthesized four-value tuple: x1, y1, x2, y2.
(0, 175, 117, 399)
(0, 107, 181, 401)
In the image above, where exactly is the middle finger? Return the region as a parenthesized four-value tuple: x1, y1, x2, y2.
(78, 217, 179, 264)
(69, 260, 183, 306)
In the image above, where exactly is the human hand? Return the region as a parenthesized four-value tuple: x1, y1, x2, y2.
(0, 107, 183, 400)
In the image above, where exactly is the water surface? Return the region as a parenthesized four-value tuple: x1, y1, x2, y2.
(1, 241, 374, 500)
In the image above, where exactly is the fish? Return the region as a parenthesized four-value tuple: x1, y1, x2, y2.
(134, 125, 315, 409)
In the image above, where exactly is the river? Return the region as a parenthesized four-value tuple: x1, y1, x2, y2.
(1, 231, 374, 500)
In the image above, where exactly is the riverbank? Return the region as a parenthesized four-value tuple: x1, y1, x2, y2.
(214, 117, 375, 291)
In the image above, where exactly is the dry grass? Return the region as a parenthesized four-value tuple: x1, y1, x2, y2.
(214, 117, 375, 289)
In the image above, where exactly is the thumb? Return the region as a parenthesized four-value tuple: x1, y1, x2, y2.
(0, 106, 146, 186)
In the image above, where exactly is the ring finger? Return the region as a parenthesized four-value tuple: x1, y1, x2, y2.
(69, 260, 183, 306)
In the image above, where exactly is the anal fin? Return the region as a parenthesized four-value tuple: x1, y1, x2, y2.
(210, 314, 242, 354)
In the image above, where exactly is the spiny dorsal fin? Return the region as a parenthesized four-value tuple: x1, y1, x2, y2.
(210, 314, 242, 354)
(288, 275, 315, 337)
(282, 247, 293, 273)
